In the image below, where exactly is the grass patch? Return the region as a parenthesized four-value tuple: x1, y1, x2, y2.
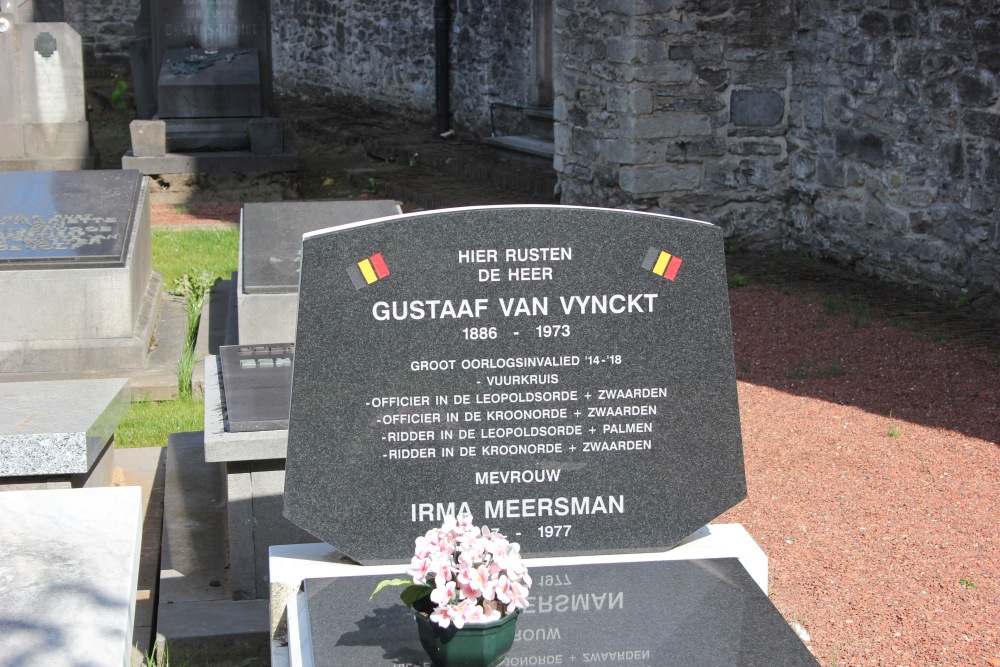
(787, 360, 845, 381)
(152, 227, 239, 288)
(727, 273, 749, 288)
(115, 398, 204, 448)
(822, 294, 870, 327)
(887, 423, 904, 438)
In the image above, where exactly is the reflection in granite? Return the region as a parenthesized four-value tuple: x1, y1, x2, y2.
(218, 343, 295, 432)
(302, 558, 818, 666)
(0, 170, 141, 269)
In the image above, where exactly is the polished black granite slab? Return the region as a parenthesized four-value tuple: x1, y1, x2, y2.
(284, 206, 746, 564)
(242, 200, 400, 294)
(301, 558, 819, 666)
(0, 170, 141, 269)
(219, 343, 295, 432)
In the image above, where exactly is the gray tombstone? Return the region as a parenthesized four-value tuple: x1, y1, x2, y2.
(283, 206, 746, 565)
(297, 558, 819, 666)
(0, 1, 95, 171)
(0, 170, 160, 372)
(238, 200, 401, 344)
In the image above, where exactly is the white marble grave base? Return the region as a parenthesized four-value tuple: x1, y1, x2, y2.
(268, 523, 767, 667)
(0, 486, 143, 667)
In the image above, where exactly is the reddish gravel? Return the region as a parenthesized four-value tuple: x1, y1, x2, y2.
(720, 286, 999, 667)
(151, 203, 241, 227)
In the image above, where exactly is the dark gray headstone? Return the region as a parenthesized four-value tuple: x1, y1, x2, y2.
(150, 0, 274, 115)
(301, 559, 819, 666)
(284, 206, 746, 564)
(218, 343, 294, 432)
(0, 170, 141, 269)
(242, 200, 400, 294)
(157, 47, 261, 119)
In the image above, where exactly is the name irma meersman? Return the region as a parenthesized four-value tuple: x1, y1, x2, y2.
(411, 495, 625, 522)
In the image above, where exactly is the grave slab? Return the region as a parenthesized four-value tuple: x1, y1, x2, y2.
(292, 557, 818, 666)
(0, 486, 142, 667)
(237, 200, 401, 344)
(0, 170, 160, 372)
(283, 205, 746, 564)
(218, 343, 295, 432)
(0, 378, 130, 485)
(268, 525, 781, 661)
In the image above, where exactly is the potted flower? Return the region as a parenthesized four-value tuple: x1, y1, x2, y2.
(371, 513, 532, 667)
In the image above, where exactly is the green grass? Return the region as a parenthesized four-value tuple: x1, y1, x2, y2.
(152, 227, 239, 288)
(727, 273, 749, 288)
(115, 398, 204, 448)
(822, 294, 871, 327)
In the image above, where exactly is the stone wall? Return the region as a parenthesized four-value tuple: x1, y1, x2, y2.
(786, 0, 999, 296)
(555, 0, 999, 297)
(269, 0, 535, 138)
(63, 0, 138, 71)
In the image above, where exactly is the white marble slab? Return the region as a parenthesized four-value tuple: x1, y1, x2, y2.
(0, 487, 143, 667)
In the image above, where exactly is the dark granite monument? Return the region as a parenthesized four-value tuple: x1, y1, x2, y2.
(218, 343, 295, 432)
(284, 206, 746, 565)
(124, 0, 296, 201)
(0, 0, 95, 171)
(0, 170, 160, 372)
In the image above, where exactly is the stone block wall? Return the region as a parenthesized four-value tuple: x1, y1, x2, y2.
(63, 0, 138, 70)
(786, 0, 999, 296)
(269, 0, 535, 138)
(555, 0, 999, 297)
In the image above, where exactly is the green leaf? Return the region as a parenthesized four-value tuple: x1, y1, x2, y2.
(400, 584, 432, 608)
(369, 577, 413, 601)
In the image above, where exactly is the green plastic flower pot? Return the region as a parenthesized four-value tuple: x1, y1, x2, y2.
(413, 609, 522, 667)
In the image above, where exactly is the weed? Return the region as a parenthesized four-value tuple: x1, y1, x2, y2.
(111, 80, 130, 110)
(952, 294, 972, 309)
(787, 360, 844, 380)
(170, 270, 216, 397)
(322, 177, 335, 188)
(959, 578, 978, 588)
(728, 273, 749, 288)
(823, 294, 870, 327)
(364, 177, 378, 194)
(173, 204, 188, 215)
(780, 286, 794, 296)
(887, 423, 903, 438)
(333, 145, 348, 154)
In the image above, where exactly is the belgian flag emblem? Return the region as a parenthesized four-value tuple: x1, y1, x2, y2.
(641, 247, 683, 281)
(347, 252, 390, 289)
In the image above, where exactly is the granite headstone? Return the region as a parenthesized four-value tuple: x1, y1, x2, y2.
(237, 200, 401, 344)
(283, 206, 746, 565)
(298, 559, 819, 666)
(0, 1, 94, 171)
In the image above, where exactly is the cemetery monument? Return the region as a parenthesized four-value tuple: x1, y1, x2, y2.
(124, 0, 297, 201)
(267, 205, 819, 665)
(0, 0, 96, 171)
(0, 169, 160, 373)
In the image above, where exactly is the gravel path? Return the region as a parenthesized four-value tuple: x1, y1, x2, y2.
(720, 285, 998, 667)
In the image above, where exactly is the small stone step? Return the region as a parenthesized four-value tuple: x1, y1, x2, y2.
(482, 135, 555, 159)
